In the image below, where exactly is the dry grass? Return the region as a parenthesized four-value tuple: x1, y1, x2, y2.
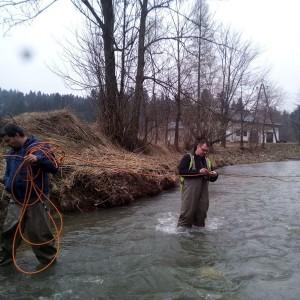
(3, 110, 298, 212)
(1, 110, 177, 212)
(211, 143, 300, 167)
(9, 110, 102, 149)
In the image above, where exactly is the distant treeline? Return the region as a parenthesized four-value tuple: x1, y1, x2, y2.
(1, 87, 299, 144)
(0, 88, 97, 122)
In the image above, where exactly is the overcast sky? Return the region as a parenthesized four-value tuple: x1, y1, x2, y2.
(210, 0, 300, 111)
(0, 0, 81, 95)
(0, 0, 299, 111)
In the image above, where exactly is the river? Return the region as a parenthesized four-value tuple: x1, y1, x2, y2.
(1, 161, 300, 300)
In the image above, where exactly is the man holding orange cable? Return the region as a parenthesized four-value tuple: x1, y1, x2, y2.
(0, 124, 58, 269)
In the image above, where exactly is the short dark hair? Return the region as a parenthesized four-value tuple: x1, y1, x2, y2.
(0, 124, 25, 138)
(193, 137, 210, 153)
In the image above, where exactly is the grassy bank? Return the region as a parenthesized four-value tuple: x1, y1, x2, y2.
(1, 110, 299, 213)
(0, 111, 178, 212)
(211, 143, 300, 167)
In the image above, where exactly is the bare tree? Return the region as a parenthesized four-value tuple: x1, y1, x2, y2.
(216, 28, 258, 147)
(2, 0, 273, 152)
(190, 0, 216, 135)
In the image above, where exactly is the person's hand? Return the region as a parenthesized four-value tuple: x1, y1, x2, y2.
(199, 168, 209, 175)
(209, 171, 217, 177)
(23, 154, 38, 165)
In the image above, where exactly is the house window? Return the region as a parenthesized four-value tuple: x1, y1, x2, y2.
(236, 130, 247, 137)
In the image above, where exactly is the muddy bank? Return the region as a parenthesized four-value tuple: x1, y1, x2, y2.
(55, 169, 176, 212)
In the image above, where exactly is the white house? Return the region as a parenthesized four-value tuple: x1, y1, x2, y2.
(226, 114, 280, 144)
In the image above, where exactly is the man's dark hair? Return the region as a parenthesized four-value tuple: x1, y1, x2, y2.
(193, 137, 210, 153)
(0, 124, 25, 138)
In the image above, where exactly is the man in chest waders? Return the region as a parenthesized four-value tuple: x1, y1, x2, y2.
(177, 138, 218, 228)
(0, 124, 58, 269)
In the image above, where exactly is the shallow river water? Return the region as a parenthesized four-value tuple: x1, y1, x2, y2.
(1, 161, 300, 300)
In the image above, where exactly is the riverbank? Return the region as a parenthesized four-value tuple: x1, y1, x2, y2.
(1, 111, 300, 212)
(211, 143, 300, 167)
(0, 111, 178, 212)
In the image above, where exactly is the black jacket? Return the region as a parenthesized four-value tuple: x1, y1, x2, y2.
(178, 153, 218, 182)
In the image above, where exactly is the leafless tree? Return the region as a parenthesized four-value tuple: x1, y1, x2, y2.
(2, 0, 275, 151)
(216, 28, 258, 147)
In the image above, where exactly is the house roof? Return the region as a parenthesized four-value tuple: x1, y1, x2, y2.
(230, 112, 281, 127)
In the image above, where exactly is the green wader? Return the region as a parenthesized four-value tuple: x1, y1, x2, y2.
(1, 199, 57, 264)
(178, 154, 211, 228)
(0, 189, 10, 242)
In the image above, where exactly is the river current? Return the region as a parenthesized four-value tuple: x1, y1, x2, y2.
(1, 161, 300, 300)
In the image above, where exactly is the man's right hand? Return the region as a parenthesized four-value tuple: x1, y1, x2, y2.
(199, 168, 209, 175)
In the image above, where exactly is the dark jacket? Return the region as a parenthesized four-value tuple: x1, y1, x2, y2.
(178, 153, 218, 182)
(3, 136, 58, 203)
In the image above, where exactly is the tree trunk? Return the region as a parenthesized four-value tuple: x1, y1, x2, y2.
(220, 115, 228, 148)
(174, 94, 181, 150)
(174, 18, 182, 151)
(196, 1, 202, 135)
(100, 0, 120, 140)
(239, 103, 244, 149)
(131, 0, 148, 150)
(240, 120, 244, 149)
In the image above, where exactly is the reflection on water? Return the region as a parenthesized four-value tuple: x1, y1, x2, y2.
(1, 161, 300, 300)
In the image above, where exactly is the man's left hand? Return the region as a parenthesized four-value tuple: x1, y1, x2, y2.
(23, 154, 38, 165)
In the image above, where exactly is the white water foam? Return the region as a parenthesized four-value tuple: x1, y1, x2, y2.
(155, 212, 178, 234)
(206, 217, 224, 231)
(155, 212, 223, 234)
